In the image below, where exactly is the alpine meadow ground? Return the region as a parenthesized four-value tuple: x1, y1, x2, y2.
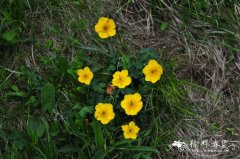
(0, 0, 239, 159)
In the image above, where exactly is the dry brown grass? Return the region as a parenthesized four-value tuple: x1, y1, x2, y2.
(112, 0, 240, 158)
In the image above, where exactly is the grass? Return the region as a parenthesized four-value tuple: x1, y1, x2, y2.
(1, 0, 240, 158)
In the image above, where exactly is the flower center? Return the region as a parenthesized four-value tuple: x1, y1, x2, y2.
(129, 101, 134, 106)
(101, 111, 106, 116)
(118, 76, 124, 85)
(151, 69, 156, 74)
(103, 25, 108, 31)
(83, 74, 88, 79)
(128, 128, 132, 133)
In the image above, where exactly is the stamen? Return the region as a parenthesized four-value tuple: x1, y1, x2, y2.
(103, 26, 108, 31)
(129, 101, 134, 106)
(151, 69, 156, 74)
(101, 111, 106, 116)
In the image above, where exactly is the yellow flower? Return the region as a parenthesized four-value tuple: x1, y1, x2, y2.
(120, 93, 143, 115)
(112, 70, 131, 89)
(94, 103, 115, 124)
(95, 17, 116, 39)
(77, 67, 94, 85)
(121, 121, 140, 139)
(142, 59, 163, 83)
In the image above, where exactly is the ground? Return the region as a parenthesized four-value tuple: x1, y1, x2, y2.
(0, 0, 239, 159)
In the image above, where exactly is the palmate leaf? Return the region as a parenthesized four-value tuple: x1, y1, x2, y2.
(27, 117, 46, 138)
(79, 106, 93, 118)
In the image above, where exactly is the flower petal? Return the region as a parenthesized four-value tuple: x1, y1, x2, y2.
(129, 121, 136, 126)
(101, 118, 110, 124)
(107, 28, 116, 37)
(108, 19, 116, 30)
(113, 71, 121, 78)
(84, 66, 91, 71)
(77, 69, 83, 76)
(98, 32, 109, 39)
(123, 77, 131, 86)
(95, 17, 109, 33)
(120, 99, 128, 109)
(132, 126, 140, 134)
(121, 70, 128, 76)
(133, 93, 141, 102)
(142, 65, 150, 75)
(148, 59, 157, 65)
(121, 125, 128, 131)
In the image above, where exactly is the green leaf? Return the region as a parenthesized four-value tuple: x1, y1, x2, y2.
(27, 117, 46, 138)
(41, 83, 55, 113)
(0, 130, 8, 142)
(141, 154, 153, 159)
(92, 83, 105, 93)
(92, 150, 108, 159)
(7, 85, 26, 97)
(11, 85, 19, 91)
(25, 96, 37, 106)
(120, 88, 134, 94)
(121, 55, 131, 69)
(2, 30, 18, 42)
(79, 106, 93, 118)
(67, 69, 77, 79)
(9, 131, 27, 150)
(160, 22, 168, 31)
(6, 91, 26, 97)
(56, 57, 70, 73)
(57, 145, 80, 153)
(111, 140, 132, 147)
(47, 26, 59, 35)
(140, 48, 151, 59)
(92, 148, 114, 159)
(105, 65, 115, 72)
(79, 149, 88, 159)
(91, 121, 105, 150)
(73, 103, 82, 110)
(44, 39, 53, 49)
